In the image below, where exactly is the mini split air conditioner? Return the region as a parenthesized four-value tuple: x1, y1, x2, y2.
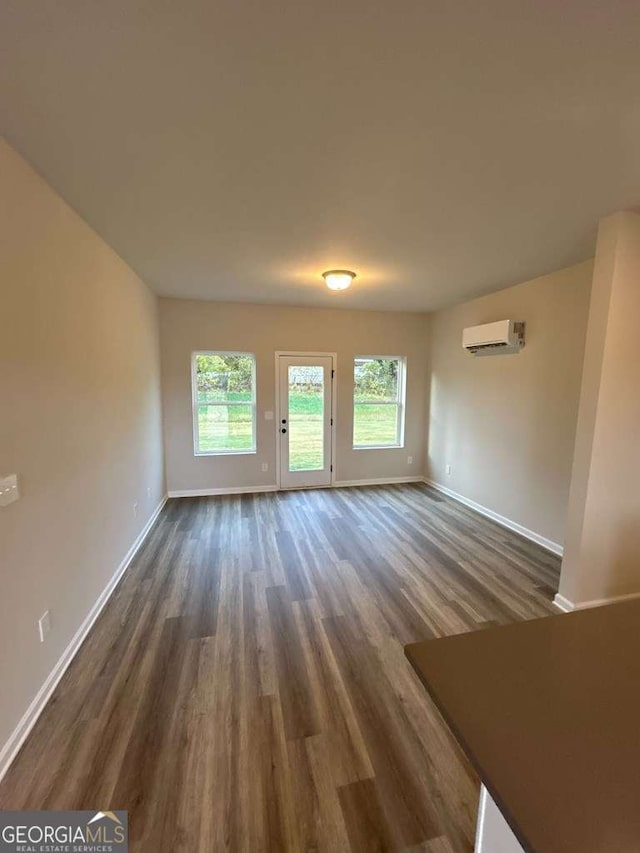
(462, 320, 525, 355)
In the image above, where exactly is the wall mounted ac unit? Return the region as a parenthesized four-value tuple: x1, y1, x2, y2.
(462, 320, 525, 355)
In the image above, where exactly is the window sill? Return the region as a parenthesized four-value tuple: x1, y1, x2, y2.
(352, 444, 404, 451)
(194, 450, 257, 457)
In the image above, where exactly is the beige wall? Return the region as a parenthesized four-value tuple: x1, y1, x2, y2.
(0, 139, 164, 758)
(159, 300, 430, 492)
(427, 261, 593, 548)
(560, 212, 640, 605)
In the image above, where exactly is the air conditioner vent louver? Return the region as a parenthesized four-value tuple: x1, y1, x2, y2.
(462, 320, 525, 356)
(468, 342, 509, 351)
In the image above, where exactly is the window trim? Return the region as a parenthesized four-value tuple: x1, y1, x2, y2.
(352, 355, 406, 450)
(191, 350, 257, 456)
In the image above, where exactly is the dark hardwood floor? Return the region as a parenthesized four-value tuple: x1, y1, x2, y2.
(0, 484, 560, 851)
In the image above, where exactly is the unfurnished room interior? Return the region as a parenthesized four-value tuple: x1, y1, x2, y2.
(1, 3, 640, 852)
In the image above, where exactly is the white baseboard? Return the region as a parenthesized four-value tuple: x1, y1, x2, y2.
(0, 495, 168, 783)
(424, 479, 563, 557)
(168, 485, 278, 498)
(553, 589, 640, 613)
(334, 476, 424, 488)
(551, 593, 574, 612)
(168, 478, 424, 497)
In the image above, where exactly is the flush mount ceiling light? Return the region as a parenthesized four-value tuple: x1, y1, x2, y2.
(322, 269, 356, 291)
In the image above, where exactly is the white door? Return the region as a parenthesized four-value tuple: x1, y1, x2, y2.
(278, 355, 334, 489)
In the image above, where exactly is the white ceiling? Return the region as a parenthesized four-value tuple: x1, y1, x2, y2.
(2, 0, 640, 312)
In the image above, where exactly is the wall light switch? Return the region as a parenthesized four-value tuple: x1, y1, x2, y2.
(446, 464, 452, 476)
(0, 474, 19, 507)
(261, 463, 269, 472)
(407, 456, 413, 465)
(264, 411, 274, 421)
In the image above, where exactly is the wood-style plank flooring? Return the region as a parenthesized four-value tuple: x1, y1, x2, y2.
(0, 484, 560, 851)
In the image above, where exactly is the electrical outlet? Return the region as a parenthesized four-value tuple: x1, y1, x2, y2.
(407, 456, 413, 465)
(38, 611, 51, 643)
(446, 464, 452, 476)
(133, 502, 139, 518)
(261, 463, 269, 472)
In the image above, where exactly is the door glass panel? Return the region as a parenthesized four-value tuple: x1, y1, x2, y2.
(288, 365, 324, 471)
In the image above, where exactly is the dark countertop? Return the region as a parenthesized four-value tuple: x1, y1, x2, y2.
(405, 599, 640, 853)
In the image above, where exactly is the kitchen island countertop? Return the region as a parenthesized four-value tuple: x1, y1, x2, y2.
(405, 598, 640, 852)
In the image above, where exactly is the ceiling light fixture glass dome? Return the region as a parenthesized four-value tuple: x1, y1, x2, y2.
(322, 269, 356, 291)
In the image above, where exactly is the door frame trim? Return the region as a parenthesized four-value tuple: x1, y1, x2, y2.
(275, 351, 338, 490)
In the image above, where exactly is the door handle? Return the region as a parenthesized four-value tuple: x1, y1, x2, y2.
(281, 428, 287, 434)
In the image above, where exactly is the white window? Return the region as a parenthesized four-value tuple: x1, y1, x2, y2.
(353, 356, 406, 449)
(192, 352, 257, 455)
